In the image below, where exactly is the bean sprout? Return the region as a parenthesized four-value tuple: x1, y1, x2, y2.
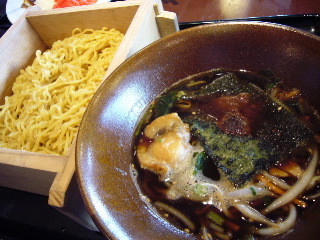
(235, 204, 278, 227)
(262, 171, 290, 190)
(262, 147, 318, 214)
(256, 204, 297, 236)
(154, 201, 196, 231)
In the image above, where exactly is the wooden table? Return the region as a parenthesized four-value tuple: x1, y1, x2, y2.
(162, 0, 320, 22)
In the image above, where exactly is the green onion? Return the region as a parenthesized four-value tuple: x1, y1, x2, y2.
(207, 211, 225, 226)
(249, 187, 257, 196)
(193, 151, 207, 175)
(193, 184, 208, 197)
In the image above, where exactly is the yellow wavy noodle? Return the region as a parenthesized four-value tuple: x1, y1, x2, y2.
(0, 27, 124, 155)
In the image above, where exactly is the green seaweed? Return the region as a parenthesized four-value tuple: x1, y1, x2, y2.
(257, 106, 314, 154)
(184, 116, 276, 187)
(183, 73, 253, 99)
(153, 90, 186, 118)
(193, 151, 208, 175)
(147, 69, 315, 187)
(180, 72, 314, 187)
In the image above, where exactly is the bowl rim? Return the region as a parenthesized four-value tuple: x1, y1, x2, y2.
(76, 21, 320, 240)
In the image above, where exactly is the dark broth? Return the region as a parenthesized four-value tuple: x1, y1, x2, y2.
(133, 69, 320, 239)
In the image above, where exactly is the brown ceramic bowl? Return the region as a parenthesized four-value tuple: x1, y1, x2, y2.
(76, 22, 320, 240)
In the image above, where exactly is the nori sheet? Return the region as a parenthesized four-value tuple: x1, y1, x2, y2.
(184, 116, 277, 187)
(181, 73, 314, 187)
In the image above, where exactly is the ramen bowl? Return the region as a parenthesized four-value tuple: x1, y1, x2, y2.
(76, 22, 320, 240)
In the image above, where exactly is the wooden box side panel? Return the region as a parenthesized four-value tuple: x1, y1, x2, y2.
(104, 0, 162, 78)
(0, 9, 46, 105)
(0, 163, 57, 195)
(0, 148, 67, 195)
(49, 141, 76, 207)
(0, 148, 67, 172)
(26, 3, 140, 47)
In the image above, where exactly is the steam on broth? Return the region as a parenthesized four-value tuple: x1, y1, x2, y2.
(133, 69, 320, 239)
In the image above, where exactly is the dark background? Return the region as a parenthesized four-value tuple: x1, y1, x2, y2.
(0, 0, 10, 37)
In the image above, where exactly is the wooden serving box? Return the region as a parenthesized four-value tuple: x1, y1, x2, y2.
(0, 0, 178, 208)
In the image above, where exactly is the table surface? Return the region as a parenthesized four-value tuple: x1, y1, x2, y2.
(162, 0, 320, 22)
(0, 0, 320, 240)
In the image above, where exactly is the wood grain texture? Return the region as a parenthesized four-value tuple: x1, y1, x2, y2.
(0, 1, 141, 206)
(26, 2, 141, 47)
(0, 0, 178, 208)
(0, 148, 66, 172)
(0, 7, 46, 105)
(114, 0, 161, 61)
(49, 142, 75, 207)
(156, 10, 179, 37)
(0, 164, 57, 195)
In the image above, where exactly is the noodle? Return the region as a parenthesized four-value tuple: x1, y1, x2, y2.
(0, 27, 124, 155)
(256, 204, 297, 236)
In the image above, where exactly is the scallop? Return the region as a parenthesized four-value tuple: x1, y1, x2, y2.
(137, 113, 256, 211)
(137, 113, 191, 180)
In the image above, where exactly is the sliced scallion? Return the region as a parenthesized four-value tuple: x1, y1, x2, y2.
(249, 187, 257, 196)
(207, 211, 225, 226)
(193, 151, 207, 175)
